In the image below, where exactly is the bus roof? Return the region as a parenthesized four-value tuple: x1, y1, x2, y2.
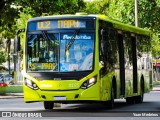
(28, 13, 151, 36)
(97, 14, 151, 36)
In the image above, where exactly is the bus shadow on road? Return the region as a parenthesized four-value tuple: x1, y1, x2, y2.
(30, 101, 160, 117)
(38, 101, 152, 113)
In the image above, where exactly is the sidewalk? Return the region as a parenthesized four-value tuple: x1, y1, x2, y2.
(0, 93, 23, 99)
(152, 85, 160, 91)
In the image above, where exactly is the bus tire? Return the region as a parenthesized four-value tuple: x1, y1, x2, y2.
(126, 97, 135, 104)
(135, 91, 144, 103)
(44, 101, 54, 109)
(135, 82, 144, 103)
(102, 86, 114, 109)
(107, 86, 115, 109)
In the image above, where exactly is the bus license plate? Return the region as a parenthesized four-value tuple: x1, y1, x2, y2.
(54, 96, 66, 100)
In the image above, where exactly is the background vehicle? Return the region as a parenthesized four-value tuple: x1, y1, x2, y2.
(0, 65, 8, 72)
(0, 74, 4, 82)
(0, 73, 3, 77)
(16, 13, 152, 110)
(0, 74, 14, 85)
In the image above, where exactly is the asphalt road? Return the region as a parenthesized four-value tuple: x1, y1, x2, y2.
(0, 90, 160, 120)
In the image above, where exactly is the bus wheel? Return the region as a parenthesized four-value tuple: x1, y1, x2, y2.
(135, 87, 144, 103)
(126, 97, 135, 104)
(107, 87, 115, 109)
(44, 101, 54, 109)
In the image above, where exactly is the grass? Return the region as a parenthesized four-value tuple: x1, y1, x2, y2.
(5, 85, 23, 93)
(0, 87, 6, 95)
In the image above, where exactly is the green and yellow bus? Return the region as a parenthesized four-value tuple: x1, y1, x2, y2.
(18, 13, 152, 109)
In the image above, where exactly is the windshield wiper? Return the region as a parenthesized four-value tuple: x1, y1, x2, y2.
(65, 29, 80, 62)
(65, 29, 80, 51)
(41, 31, 48, 40)
(42, 31, 59, 44)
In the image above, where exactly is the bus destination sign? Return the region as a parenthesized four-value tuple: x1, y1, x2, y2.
(28, 20, 87, 31)
(37, 20, 86, 29)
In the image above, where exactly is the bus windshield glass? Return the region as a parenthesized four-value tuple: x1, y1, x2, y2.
(27, 32, 94, 72)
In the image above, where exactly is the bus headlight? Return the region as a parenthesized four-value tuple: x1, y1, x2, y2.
(81, 77, 97, 89)
(24, 78, 39, 90)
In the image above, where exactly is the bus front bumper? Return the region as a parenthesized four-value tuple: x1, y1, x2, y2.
(23, 84, 100, 103)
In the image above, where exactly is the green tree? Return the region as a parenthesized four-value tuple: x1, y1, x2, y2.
(107, 0, 135, 25)
(84, 0, 160, 58)
(15, 0, 85, 51)
(0, 52, 6, 64)
(138, 0, 160, 57)
(15, 8, 33, 51)
(85, 0, 109, 14)
(0, 36, 6, 65)
(0, 0, 19, 38)
(15, 0, 85, 16)
(0, 38, 6, 64)
(0, 0, 86, 38)
(0, 0, 86, 60)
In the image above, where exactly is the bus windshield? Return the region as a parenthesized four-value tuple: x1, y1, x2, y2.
(27, 31, 94, 72)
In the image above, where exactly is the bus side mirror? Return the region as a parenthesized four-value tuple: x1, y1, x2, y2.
(15, 28, 25, 52)
(15, 36, 21, 52)
(99, 61, 104, 69)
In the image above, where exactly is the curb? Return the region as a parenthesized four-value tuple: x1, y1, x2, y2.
(152, 88, 160, 91)
(0, 96, 23, 99)
(0, 93, 23, 99)
(152, 85, 160, 91)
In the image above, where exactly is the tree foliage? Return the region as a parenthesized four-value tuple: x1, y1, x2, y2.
(0, 0, 85, 38)
(15, 0, 85, 16)
(1, 0, 160, 59)
(107, 0, 135, 25)
(0, 38, 6, 64)
(85, 0, 109, 14)
(0, 0, 86, 64)
(85, 0, 160, 58)
(0, 0, 19, 38)
(0, 52, 6, 64)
